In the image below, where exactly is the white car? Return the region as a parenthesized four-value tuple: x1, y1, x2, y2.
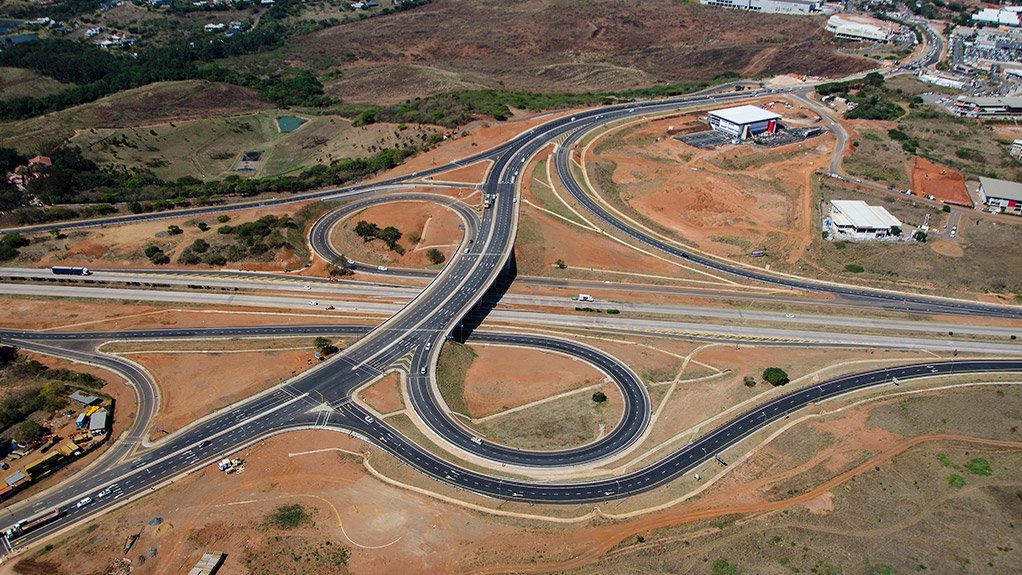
(363, 415, 374, 424)
(308, 301, 318, 306)
(346, 259, 355, 266)
(470, 436, 483, 445)
(378, 265, 388, 272)
(97, 487, 113, 498)
(420, 367, 427, 375)
(785, 314, 795, 319)
(76, 497, 93, 508)
(302, 285, 311, 290)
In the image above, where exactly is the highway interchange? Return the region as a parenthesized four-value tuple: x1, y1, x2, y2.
(1, 31, 1021, 552)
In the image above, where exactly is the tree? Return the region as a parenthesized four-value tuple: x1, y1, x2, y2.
(12, 420, 46, 445)
(555, 259, 567, 269)
(197, 222, 210, 231)
(743, 375, 756, 387)
(0, 345, 17, 367)
(313, 337, 330, 352)
(426, 248, 445, 265)
(190, 238, 209, 253)
(762, 367, 790, 386)
(592, 391, 608, 403)
(143, 245, 162, 259)
(167, 225, 183, 235)
(913, 230, 927, 242)
(354, 220, 379, 241)
(217, 214, 231, 223)
(889, 226, 902, 237)
(377, 226, 402, 249)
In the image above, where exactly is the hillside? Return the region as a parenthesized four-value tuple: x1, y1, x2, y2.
(290, 0, 875, 103)
(0, 81, 272, 151)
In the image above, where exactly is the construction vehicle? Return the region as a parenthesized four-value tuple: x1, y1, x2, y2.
(217, 458, 244, 473)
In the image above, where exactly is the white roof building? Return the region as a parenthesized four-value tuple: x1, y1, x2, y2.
(978, 176, 1022, 213)
(973, 7, 1022, 27)
(826, 14, 896, 43)
(829, 200, 902, 240)
(707, 105, 782, 140)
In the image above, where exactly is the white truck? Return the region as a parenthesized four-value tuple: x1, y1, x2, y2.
(576, 294, 594, 302)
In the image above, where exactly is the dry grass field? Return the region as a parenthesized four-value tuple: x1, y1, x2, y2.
(0, 67, 68, 102)
(291, 0, 874, 104)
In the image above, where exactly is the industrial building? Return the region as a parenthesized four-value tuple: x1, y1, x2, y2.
(952, 95, 1022, 117)
(978, 176, 1022, 214)
(698, 0, 822, 15)
(828, 200, 902, 240)
(973, 6, 1022, 27)
(89, 410, 108, 436)
(707, 105, 781, 140)
(825, 14, 895, 43)
(917, 72, 968, 90)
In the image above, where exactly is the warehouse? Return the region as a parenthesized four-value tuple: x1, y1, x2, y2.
(828, 200, 902, 240)
(978, 176, 1022, 214)
(825, 14, 895, 43)
(707, 105, 781, 140)
(952, 95, 1022, 117)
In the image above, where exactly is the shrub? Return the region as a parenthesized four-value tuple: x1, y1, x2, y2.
(267, 504, 311, 529)
(197, 222, 210, 231)
(167, 225, 183, 235)
(217, 215, 231, 223)
(592, 391, 608, 403)
(845, 264, 865, 273)
(426, 248, 445, 265)
(762, 367, 790, 386)
(555, 259, 567, 269)
(942, 205, 951, 213)
(743, 375, 756, 387)
(217, 225, 233, 234)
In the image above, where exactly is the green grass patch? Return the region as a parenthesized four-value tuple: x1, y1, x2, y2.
(436, 341, 476, 416)
(965, 458, 992, 476)
(712, 558, 743, 575)
(948, 474, 966, 488)
(266, 504, 312, 530)
(844, 264, 865, 273)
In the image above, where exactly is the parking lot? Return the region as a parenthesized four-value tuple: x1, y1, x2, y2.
(675, 130, 733, 148)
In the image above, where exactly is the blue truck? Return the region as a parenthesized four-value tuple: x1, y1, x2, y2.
(51, 266, 91, 276)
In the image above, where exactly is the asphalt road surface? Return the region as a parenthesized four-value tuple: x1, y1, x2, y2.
(1, 78, 1020, 551)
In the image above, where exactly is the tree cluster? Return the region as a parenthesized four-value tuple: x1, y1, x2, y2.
(354, 220, 403, 252)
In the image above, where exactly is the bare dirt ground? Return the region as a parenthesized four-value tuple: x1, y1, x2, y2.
(371, 112, 569, 180)
(585, 103, 832, 265)
(13, 201, 317, 272)
(0, 297, 370, 331)
(912, 156, 971, 206)
(462, 344, 609, 418)
(359, 372, 404, 414)
(421, 159, 492, 184)
(329, 199, 465, 268)
(122, 349, 322, 438)
(295, 0, 873, 103)
(14, 385, 1020, 575)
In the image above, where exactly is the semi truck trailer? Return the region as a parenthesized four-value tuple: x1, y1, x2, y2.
(51, 266, 91, 276)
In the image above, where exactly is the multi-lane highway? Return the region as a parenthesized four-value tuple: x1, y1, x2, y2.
(2, 67, 1020, 552)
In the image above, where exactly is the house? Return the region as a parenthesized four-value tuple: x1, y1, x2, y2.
(978, 176, 1022, 214)
(828, 200, 902, 240)
(204, 23, 226, 32)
